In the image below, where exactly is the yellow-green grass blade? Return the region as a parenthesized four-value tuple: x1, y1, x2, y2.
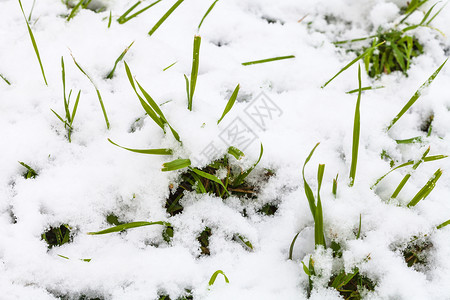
(108, 138, 173, 155)
(315, 164, 326, 248)
(191, 167, 230, 195)
(88, 221, 170, 235)
(18, 0, 47, 85)
(333, 35, 377, 45)
(371, 154, 447, 189)
(208, 270, 229, 286)
(437, 219, 450, 229)
(70, 90, 81, 126)
(162, 158, 191, 171)
(395, 136, 423, 144)
(163, 61, 177, 71)
(303, 142, 320, 220)
(117, 1, 141, 23)
(387, 59, 448, 131)
(188, 35, 201, 111)
(148, 0, 184, 36)
(321, 41, 385, 88)
(232, 143, 263, 187)
(106, 41, 134, 79)
(332, 173, 338, 197)
(71, 54, 110, 129)
(61, 57, 71, 122)
(67, 0, 84, 21)
(198, 0, 219, 31)
(51, 109, 72, 129)
(407, 168, 442, 207)
(242, 55, 295, 66)
(356, 214, 362, 239)
(349, 65, 362, 187)
(288, 232, 300, 260)
(217, 84, 240, 124)
(108, 10, 112, 28)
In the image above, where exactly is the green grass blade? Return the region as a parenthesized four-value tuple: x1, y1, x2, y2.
(288, 232, 300, 260)
(232, 143, 263, 187)
(349, 65, 362, 187)
(437, 219, 450, 230)
(88, 221, 170, 235)
(190, 172, 207, 193)
(407, 168, 443, 207)
(61, 57, 71, 122)
(371, 154, 447, 189)
(117, 1, 141, 23)
(162, 158, 191, 171)
(333, 35, 377, 45)
(71, 54, 110, 129)
(191, 168, 230, 195)
(395, 136, 423, 144)
(242, 55, 295, 66)
(18, 0, 47, 86)
(315, 164, 326, 248)
(321, 41, 385, 88)
(303, 142, 320, 220)
(208, 270, 229, 286)
(217, 84, 240, 124)
(356, 214, 362, 239)
(119, 0, 162, 24)
(108, 10, 112, 28)
(332, 173, 338, 197)
(51, 109, 72, 128)
(387, 59, 448, 131)
(391, 147, 429, 199)
(67, 0, 84, 21)
(0, 74, 11, 85)
(108, 138, 173, 155)
(18, 161, 37, 179)
(188, 35, 201, 111)
(227, 146, 244, 160)
(106, 41, 134, 79)
(346, 86, 384, 94)
(70, 90, 81, 125)
(163, 61, 177, 71)
(148, 0, 184, 36)
(198, 0, 219, 30)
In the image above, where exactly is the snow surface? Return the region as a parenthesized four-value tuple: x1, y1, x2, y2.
(1, 0, 450, 299)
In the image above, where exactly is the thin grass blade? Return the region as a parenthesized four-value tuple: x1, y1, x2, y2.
(242, 55, 295, 66)
(218, 84, 240, 124)
(349, 65, 362, 187)
(407, 168, 443, 207)
(232, 143, 263, 187)
(108, 138, 173, 155)
(315, 164, 326, 248)
(198, 0, 219, 30)
(148, 0, 184, 36)
(106, 41, 134, 79)
(188, 35, 201, 111)
(191, 168, 230, 195)
(0, 74, 11, 85)
(88, 221, 170, 235)
(303, 142, 320, 219)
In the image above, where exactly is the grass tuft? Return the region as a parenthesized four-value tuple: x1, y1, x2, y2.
(42, 224, 72, 248)
(18, 161, 37, 179)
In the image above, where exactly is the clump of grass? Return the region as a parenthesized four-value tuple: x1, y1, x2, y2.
(158, 290, 193, 300)
(185, 36, 201, 111)
(106, 41, 134, 79)
(402, 235, 432, 269)
(198, 227, 212, 256)
(258, 202, 278, 216)
(71, 53, 110, 129)
(18, 161, 37, 179)
(42, 225, 72, 248)
(18, 0, 47, 85)
(117, 0, 162, 24)
(148, 0, 185, 36)
(52, 57, 81, 143)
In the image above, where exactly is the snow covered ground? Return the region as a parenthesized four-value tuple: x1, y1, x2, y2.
(1, 0, 450, 299)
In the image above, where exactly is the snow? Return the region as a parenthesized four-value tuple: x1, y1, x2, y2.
(1, 0, 450, 299)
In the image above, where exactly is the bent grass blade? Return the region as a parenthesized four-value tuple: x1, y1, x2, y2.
(108, 138, 173, 155)
(88, 221, 171, 235)
(217, 84, 240, 124)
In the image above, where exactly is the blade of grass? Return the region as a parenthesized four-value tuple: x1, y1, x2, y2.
(303, 143, 320, 220)
(387, 59, 447, 131)
(88, 221, 170, 235)
(163, 61, 177, 71)
(119, 0, 162, 24)
(187, 35, 201, 111)
(198, 0, 219, 31)
(108, 10, 112, 28)
(0, 74, 11, 85)
(396, 136, 423, 144)
(217, 84, 240, 124)
(332, 173, 338, 197)
(228, 146, 244, 160)
(356, 214, 362, 239)
(71, 53, 110, 129)
(162, 158, 191, 171)
(18, 0, 47, 85)
(288, 232, 300, 260)
(391, 147, 430, 199)
(108, 138, 173, 155)
(321, 41, 385, 88)
(117, 1, 141, 23)
(208, 270, 229, 286)
(191, 167, 230, 196)
(232, 143, 263, 187)
(315, 164, 326, 248)
(67, 0, 84, 21)
(437, 219, 450, 229)
(371, 154, 447, 189)
(106, 41, 134, 79)
(242, 55, 295, 66)
(333, 35, 377, 45)
(349, 65, 362, 187)
(346, 86, 384, 94)
(27, 0, 36, 22)
(407, 168, 443, 207)
(148, 0, 184, 36)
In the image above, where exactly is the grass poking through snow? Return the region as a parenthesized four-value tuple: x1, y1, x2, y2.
(185, 35, 201, 111)
(148, 0, 184, 36)
(241, 55, 295, 66)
